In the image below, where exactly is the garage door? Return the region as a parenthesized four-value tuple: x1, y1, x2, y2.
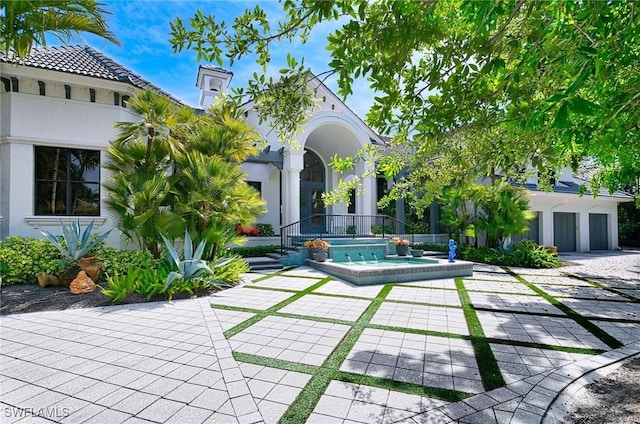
(554, 212, 576, 252)
(513, 212, 540, 244)
(589, 213, 608, 250)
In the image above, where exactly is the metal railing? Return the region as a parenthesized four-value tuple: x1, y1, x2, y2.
(280, 214, 414, 253)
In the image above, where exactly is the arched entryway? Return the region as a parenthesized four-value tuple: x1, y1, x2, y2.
(300, 149, 325, 233)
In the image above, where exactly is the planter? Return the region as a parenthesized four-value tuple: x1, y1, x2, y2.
(36, 272, 62, 288)
(78, 256, 102, 280)
(395, 245, 410, 256)
(311, 251, 328, 262)
(411, 249, 424, 257)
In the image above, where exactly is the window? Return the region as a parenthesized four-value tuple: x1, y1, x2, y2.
(247, 181, 262, 195)
(35, 147, 100, 216)
(38, 81, 45, 96)
(89, 88, 96, 102)
(64, 85, 71, 99)
(348, 188, 356, 214)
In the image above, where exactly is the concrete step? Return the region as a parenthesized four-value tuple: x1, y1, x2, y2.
(245, 256, 284, 271)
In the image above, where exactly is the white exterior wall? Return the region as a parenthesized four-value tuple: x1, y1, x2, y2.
(0, 68, 138, 247)
(241, 161, 280, 230)
(527, 191, 622, 252)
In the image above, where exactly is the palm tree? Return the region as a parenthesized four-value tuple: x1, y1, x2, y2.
(113, 89, 194, 166)
(172, 151, 266, 259)
(104, 138, 175, 257)
(1, 0, 119, 59)
(476, 182, 535, 248)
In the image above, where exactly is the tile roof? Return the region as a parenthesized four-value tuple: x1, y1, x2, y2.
(515, 179, 633, 199)
(198, 64, 233, 75)
(0, 45, 183, 104)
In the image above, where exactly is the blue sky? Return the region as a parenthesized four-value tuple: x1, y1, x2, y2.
(50, 0, 374, 118)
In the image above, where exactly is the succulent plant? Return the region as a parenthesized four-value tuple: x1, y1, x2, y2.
(40, 220, 112, 265)
(161, 230, 232, 291)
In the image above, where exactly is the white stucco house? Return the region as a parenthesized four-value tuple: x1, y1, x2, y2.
(0, 45, 633, 252)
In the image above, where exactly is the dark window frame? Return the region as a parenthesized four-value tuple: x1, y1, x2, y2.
(247, 181, 262, 196)
(34, 146, 101, 216)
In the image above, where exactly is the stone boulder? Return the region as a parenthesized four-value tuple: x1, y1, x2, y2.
(69, 271, 96, 294)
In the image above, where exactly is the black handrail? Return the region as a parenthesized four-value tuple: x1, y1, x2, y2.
(280, 214, 414, 253)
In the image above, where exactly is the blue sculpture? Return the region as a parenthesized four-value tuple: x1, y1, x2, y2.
(448, 239, 457, 263)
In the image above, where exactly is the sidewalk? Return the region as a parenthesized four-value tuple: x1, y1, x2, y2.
(1, 252, 639, 423)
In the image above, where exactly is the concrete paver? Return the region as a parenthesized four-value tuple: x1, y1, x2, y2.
(1, 252, 639, 423)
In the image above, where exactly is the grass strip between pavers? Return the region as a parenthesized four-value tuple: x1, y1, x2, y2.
(277, 284, 392, 424)
(454, 278, 505, 391)
(223, 278, 331, 338)
(251, 267, 298, 283)
(233, 351, 471, 402)
(506, 270, 624, 349)
(564, 273, 640, 303)
(217, 278, 486, 423)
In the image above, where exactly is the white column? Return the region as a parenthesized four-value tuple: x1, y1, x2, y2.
(356, 161, 375, 216)
(610, 209, 619, 250)
(282, 149, 304, 226)
(540, 209, 554, 247)
(577, 212, 590, 252)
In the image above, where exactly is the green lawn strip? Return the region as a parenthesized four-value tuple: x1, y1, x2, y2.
(211, 304, 262, 314)
(484, 337, 605, 355)
(563, 273, 640, 303)
(244, 285, 303, 294)
(251, 267, 298, 283)
(506, 270, 623, 349)
(366, 322, 605, 356)
(383, 298, 464, 309)
(233, 351, 319, 374)
(272, 312, 355, 327)
(279, 285, 396, 423)
(394, 283, 460, 292)
(336, 371, 471, 402)
(367, 323, 472, 342)
(288, 291, 378, 302)
(455, 278, 505, 390)
(471, 307, 567, 318)
(222, 278, 331, 339)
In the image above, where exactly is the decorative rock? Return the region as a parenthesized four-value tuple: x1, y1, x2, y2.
(69, 271, 96, 294)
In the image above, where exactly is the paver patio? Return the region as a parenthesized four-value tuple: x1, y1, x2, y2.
(1, 252, 639, 423)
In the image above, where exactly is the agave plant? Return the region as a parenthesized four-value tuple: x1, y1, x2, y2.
(41, 220, 112, 265)
(161, 230, 232, 291)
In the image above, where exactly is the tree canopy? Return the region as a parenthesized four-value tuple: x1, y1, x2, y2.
(1, 0, 118, 59)
(170, 0, 640, 208)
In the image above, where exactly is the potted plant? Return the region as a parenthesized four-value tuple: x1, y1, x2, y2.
(303, 239, 330, 262)
(411, 248, 424, 257)
(40, 220, 111, 285)
(392, 237, 411, 256)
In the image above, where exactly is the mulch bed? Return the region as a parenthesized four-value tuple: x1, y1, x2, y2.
(0, 282, 217, 315)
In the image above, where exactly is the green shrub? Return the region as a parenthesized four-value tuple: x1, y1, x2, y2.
(228, 245, 279, 257)
(371, 224, 393, 234)
(134, 267, 168, 300)
(412, 242, 449, 252)
(458, 240, 563, 268)
(101, 270, 138, 303)
(0, 237, 64, 285)
(164, 277, 216, 301)
(346, 225, 356, 235)
(212, 255, 249, 284)
(619, 222, 640, 247)
(255, 223, 275, 237)
(407, 221, 430, 234)
(509, 240, 563, 268)
(93, 244, 162, 278)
